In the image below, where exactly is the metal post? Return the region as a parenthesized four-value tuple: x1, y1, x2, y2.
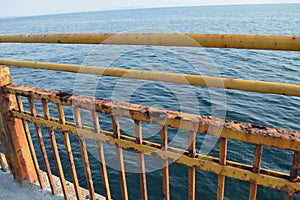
(0, 65, 37, 184)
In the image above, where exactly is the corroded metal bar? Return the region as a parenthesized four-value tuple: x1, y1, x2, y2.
(28, 96, 57, 194)
(0, 66, 37, 184)
(286, 151, 300, 199)
(188, 131, 196, 200)
(134, 120, 148, 200)
(160, 126, 170, 200)
(72, 107, 96, 200)
(41, 99, 68, 199)
(249, 145, 263, 200)
(10, 109, 299, 182)
(112, 115, 128, 200)
(0, 33, 299, 51)
(5, 84, 300, 152)
(56, 104, 82, 200)
(16, 95, 45, 188)
(1, 60, 300, 97)
(290, 151, 300, 181)
(73, 130, 300, 194)
(9, 109, 300, 194)
(217, 138, 227, 200)
(91, 111, 112, 200)
(285, 194, 293, 200)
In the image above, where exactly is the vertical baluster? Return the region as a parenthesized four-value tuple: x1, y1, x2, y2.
(112, 115, 128, 200)
(188, 131, 196, 200)
(41, 99, 68, 199)
(91, 111, 112, 200)
(285, 194, 293, 200)
(134, 120, 148, 200)
(28, 96, 57, 194)
(16, 95, 45, 188)
(160, 126, 169, 200)
(285, 151, 300, 200)
(289, 151, 300, 181)
(249, 145, 263, 200)
(217, 137, 227, 200)
(73, 107, 96, 200)
(56, 104, 82, 200)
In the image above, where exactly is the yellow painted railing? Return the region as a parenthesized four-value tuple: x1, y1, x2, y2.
(0, 33, 300, 51)
(0, 34, 299, 200)
(0, 59, 299, 97)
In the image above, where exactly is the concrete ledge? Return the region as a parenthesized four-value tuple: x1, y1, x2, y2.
(0, 153, 106, 200)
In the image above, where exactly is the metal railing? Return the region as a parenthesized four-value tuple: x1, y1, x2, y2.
(0, 33, 299, 200)
(0, 33, 299, 51)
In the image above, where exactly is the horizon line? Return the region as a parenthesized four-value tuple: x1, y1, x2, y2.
(1, 2, 299, 20)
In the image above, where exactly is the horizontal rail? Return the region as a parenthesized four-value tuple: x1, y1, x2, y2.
(0, 34, 300, 51)
(1, 59, 300, 97)
(8, 108, 297, 181)
(9, 109, 300, 194)
(4, 84, 300, 152)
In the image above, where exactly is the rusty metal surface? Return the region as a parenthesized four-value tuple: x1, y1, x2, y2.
(112, 115, 129, 200)
(9, 109, 300, 194)
(160, 126, 170, 200)
(8, 109, 296, 179)
(290, 151, 300, 181)
(0, 65, 12, 86)
(28, 96, 58, 194)
(1, 59, 300, 97)
(91, 111, 112, 200)
(137, 153, 147, 200)
(188, 131, 196, 200)
(2, 82, 300, 198)
(217, 138, 227, 200)
(0, 66, 38, 184)
(249, 145, 263, 200)
(2, 33, 299, 200)
(0, 33, 299, 51)
(16, 95, 45, 189)
(56, 104, 82, 200)
(42, 99, 69, 199)
(134, 120, 148, 200)
(73, 107, 96, 200)
(4, 84, 300, 151)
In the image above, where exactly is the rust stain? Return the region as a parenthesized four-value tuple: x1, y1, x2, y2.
(4, 84, 300, 146)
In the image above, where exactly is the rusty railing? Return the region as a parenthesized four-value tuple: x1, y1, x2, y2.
(0, 33, 299, 200)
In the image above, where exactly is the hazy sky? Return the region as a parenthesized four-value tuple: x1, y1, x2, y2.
(1, 0, 299, 18)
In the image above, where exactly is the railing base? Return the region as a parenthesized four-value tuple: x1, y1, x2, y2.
(0, 154, 105, 200)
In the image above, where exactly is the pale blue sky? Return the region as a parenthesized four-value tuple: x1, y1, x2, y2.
(1, 0, 299, 18)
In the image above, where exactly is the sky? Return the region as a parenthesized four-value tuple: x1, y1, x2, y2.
(1, 0, 300, 18)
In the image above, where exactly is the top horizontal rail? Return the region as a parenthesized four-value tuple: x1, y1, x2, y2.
(0, 33, 300, 51)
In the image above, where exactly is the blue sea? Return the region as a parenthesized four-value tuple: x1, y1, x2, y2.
(0, 4, 300, 200)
